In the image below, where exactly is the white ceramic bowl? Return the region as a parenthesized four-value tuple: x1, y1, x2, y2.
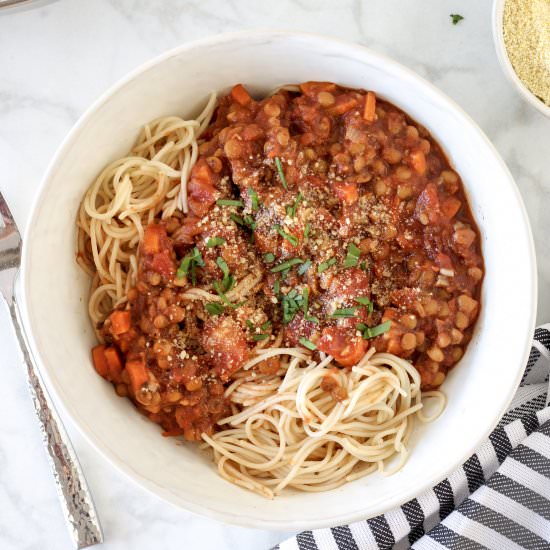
(20, 31, 536, 530)
(492, 0, 550, 118)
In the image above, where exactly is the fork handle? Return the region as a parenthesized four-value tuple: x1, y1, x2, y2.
(8, 295, 103, 548)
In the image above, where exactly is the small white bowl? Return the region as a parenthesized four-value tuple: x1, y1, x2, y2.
(492, 0, 550, 118)
(19, 31, 537, 530)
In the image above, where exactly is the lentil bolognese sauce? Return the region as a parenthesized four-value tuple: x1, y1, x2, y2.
(77, 82, 483, 497)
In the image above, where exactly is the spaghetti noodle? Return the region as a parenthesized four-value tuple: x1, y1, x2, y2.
(77, 93, 217, 330)
(203, 349, 445, 498)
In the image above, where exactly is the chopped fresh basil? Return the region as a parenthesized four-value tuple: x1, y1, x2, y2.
(304, 222, 311, 240)
(355, 296, 374, 314)
(357, 320, 392, 339)
(281, 297, 297, 323)
(271, 258, 304, 273)
(217, 199, 244, 207)
(299, 287, 319, 323)
(216, 256, 229, 277)
(330, 307, 358, 319)
(205, 302, 224, 315)
(230, 213, 245, 226)
(244, 215, 257, 230)
(317, 257, 336, 274)
(177, 247, 205, 285)
(213, 280, 243, 309)
(231, 213, 257, 230)
(299, 337, 317, 351)
(214, 257, 235, 294)
(281, 290, 302, 324)
(273, 279, 280, 295)
(246, 320, 254, 329)
(206, 236, 226, 248)
(247, 187, 260, 211)
(450, 13, 464, 25)
(286, 192, 303, 218)
(260, 321, 272, 331)
(275, 225, 298, 247)
(252, 333, 269, 341)
(264, 252, 275, 263)
(275, 157, 289, 190)
(297, 259, 312, 275)
(301, 286, 309, 315)
(343, 242, 361, 268)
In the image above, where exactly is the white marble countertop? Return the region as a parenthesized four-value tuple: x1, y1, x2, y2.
(0, 0, 548, 548)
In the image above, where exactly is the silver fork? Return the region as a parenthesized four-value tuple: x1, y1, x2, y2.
(0, 192, 103, 548)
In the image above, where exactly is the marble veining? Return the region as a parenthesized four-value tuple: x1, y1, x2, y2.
(0, 0, 548, 548)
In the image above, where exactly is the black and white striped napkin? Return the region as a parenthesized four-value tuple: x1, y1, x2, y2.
(275, 325, 550, 550)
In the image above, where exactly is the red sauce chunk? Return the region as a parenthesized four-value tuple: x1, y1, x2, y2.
(93, 83, 484, 440)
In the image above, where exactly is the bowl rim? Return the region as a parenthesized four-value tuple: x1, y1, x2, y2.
(19, 29, 538, 530)
(491, 0, 550, 118)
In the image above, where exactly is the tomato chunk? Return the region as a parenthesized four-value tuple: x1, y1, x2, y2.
(150, 252, 175, 278)
(202, 317, 249, 380)
(334, 182, 358, 204)
(327, 268, 370, 301)
(318, 327, 368, 367)
(172, 215, 202, 246)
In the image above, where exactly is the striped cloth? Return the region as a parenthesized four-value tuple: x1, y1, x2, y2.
(276, 325, 550, 550)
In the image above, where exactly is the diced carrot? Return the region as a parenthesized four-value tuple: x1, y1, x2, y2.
(126, 359, 149, 393)
(415, 183, 440, 224)
(334, 182, 358, 204)
(188, 159, 219, 217)
(109, 310, 131, 335)
(441, 196, 462, 219)
(436, 253, 454, 272)
(327, 95, 358, 115)
(104, 347, 123, 381)
(142, 224, 163, 254)
(363, 91, 376, 122)
(192, 158, 215, 184)
(92, 345, 109, 378)
(410, 150, 427, 175)
(231, 84, 252, 106)
(299, 81, 337, 97)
